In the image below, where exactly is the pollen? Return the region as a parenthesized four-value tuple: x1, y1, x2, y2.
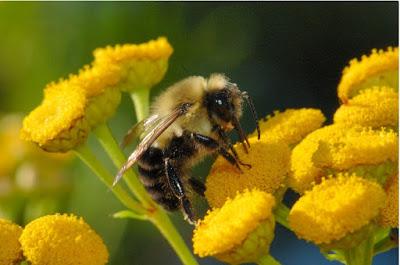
(0, 219, 23, 265)
(20, 213, 109, 265)
(289, 174, 386, 245)
(251, 108, 326, 146)
(334, 86, 398, 129)
(288, 124, 349, 193)
(312, 126, 398, 171)
(20, 82, 90, 152)
(93, 37, 173, 92)
(205, 136, 290, 208)
(379, 175, 399, 228)
(193, 189, 275, 262)
(337, 47, 398, 103)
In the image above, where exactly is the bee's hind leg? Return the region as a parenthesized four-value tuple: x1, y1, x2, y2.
(164, 158, 195, 224)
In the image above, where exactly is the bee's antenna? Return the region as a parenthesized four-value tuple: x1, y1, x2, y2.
(232, 115, 250, 153)
(242, 91, 260, 140)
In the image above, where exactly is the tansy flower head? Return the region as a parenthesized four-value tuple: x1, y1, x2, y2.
(289, 174, 386, 247)
(21, 82, 90, 152)
(337, 47, 398, 103)
(193, 190, 276, 264)
(93, 37, 173, 92)
(312, 127, 398, 179)
(251, 108, 326, 146)
(205, 136, 290, 208)
(334, 86, 398, 129)
(289, 124, 349, 193)
(379, 175, 399, 228)
(20, 213, 108, 265)
(0, 219, 23, 265)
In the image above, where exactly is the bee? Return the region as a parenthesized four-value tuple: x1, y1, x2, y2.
(114, 73, 260, 224)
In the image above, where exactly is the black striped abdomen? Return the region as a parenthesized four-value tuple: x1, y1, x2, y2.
(137, 147, 180, 211)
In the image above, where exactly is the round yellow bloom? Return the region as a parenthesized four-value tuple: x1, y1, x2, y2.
(379, 175, 399, 228)
(251, 108, 326, 146)
(93, 37, 173, 92)
(312, 127, 398, 171)
(205, 136, 290, 208)
(337, 47, 398, 103)
(289, 175, 386, 246)
(193, 190, 276, 264)
(21, 82, 90, 152)
(20, 214, 108, 265)
(334, 86, 398, 129)
(0, 219, 23, 265)
(289, 124, 349, 193)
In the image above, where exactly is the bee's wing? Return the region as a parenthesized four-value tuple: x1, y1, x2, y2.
(113, 103, 193, 186)
(120, 114, 163, 149)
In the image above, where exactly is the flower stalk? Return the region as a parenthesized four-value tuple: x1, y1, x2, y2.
(343, 235, 374, 265)
(130, 87, 150, 121)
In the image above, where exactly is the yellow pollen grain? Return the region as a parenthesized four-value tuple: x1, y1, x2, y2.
(379, 175, 399, 228)
(289, 174, 386, 245)
(205, 136, 290, 208)
(20, 82, 87, 146)
(251, 108, 326, 146)
(334, 86, 398, 129)
(0, 219, 23, 265)
(338, 47, 398, 103)
(193, 190, 275, 257)
(20, 213, 108, 265)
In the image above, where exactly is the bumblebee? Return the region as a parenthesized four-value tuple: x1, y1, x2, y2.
(114, 74, 260, 224)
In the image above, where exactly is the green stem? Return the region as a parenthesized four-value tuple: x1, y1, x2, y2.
(374, 234, 398, 255)
(74, 144, 146, 216)
(130, 87, 150, 121)
(274, 202, 290, 230)
(93, 124, 153, 207)
(257, 255, 282, 265)
(343, 235, 374, 265)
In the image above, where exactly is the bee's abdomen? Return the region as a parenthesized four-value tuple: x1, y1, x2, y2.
(138, 147, 180, 211)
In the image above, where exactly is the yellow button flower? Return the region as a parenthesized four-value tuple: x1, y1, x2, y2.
(0, 219, 23, 265)
(251, 108, 326, 146)
(337, 47, 398, 103)
(193, 190, 276, 264)
(20, 214, 108, 265)
(205, 136, 290, 208)
(93, 37, 173, 92)
(379, 175, 399, 228)
(334, 86, 398, 129)
(289, 124, 349, 193)
(312, 127, 398, 172)
(289, 175, 386, 247)
(21, 82, 90, 152)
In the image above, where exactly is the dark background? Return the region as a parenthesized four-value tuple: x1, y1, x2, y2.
(0, 2, 397, 265)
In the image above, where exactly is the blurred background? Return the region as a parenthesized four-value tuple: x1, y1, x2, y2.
(0, 2, 397, 265)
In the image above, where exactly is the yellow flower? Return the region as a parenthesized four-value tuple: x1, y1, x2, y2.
(20, 214, 108, 265)
(0, 218, 23, 265)
(20, 82, 90, 152)
(337, 47, 398, 103)
(379, 175, 399, 228)
(312, 127, 398, 171)
(93, 37, 173, 92)
(251, 108, 326, 146)
(334, 86, 398, 129)
(289, 124, 349, 193)
(289, 175, 386, 247)
(205, 136, 290, 208)
(193, 190, 276, 264)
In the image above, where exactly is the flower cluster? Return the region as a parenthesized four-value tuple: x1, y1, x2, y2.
(193, 47, 398, 264)
(0, 214, 108, 265)
(21, 37, 173, 152)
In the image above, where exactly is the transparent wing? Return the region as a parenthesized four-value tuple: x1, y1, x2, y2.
(120, 114, 163, 149)
(113, 103, 193, 186)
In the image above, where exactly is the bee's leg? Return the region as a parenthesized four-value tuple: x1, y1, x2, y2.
(188, 177, 206, 197)
(164, 158, 195, 224)
(192, 133, 245, 171)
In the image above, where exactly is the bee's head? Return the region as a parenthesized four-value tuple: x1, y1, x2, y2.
(204, 74, 260, 147)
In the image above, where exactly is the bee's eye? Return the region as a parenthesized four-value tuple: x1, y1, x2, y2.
(205, 90, 233, 122)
